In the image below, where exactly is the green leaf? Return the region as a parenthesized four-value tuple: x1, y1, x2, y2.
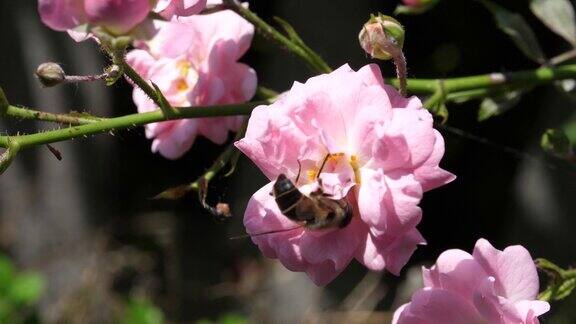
(121, 298, 164, 324)
(478, 0, 546, 63)
(537, 258, 576, 301)
(477, 91, 522, 121)
(554, 277, 576, 300)
(541, 128, 572, 158)
(530, 0, 576, 46)
(8, 273, 45, 305)
(152, 184, 192, 200)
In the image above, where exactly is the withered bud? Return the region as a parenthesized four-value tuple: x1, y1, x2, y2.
(36, 62, 66, 87)
(358, 14, 405, 61)
(215, 203, 232, 218)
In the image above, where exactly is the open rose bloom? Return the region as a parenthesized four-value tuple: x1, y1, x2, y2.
(235, 64, 455, 285)
(38, 0, 207, 36)
(393, 239, 550, 324)
(127, 8, 256, 159)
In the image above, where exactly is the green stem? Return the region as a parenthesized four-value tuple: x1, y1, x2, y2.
(0, 101, 265, 149)
(120, 60, 176, 114)
(2, 64, 576, 164)
(223, 0, 331, 74)
(389, 64, 576, 94)
(5, 105, 103, 125)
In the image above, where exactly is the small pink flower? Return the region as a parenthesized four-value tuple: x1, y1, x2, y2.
(235, 64, 455, 285)
(38, 0, 206, 36)
(393, 239, 550, 324)
(127, 9, 256, 159)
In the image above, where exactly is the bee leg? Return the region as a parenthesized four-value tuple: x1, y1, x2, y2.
(295, 160, 302, 185)
(317, 154, 330, 179)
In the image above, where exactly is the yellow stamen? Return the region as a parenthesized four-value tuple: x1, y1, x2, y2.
(307, 169, 317, 182)
(176, 61, 191, 78)
(350, 155, 361, 185)
(176, 79, 188, 91)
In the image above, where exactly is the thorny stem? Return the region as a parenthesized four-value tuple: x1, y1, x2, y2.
(0, 101, 266, 150)
(119, 59, 177, 115)
(5, 105, 103, 125)
(64, 73, 107, 83)
(3, 64, 576, 153)
(222, 0, 332, 74)
(387, 64, 576, 96)
(393, 51, 408, 97)
(2, 63, 576, 149)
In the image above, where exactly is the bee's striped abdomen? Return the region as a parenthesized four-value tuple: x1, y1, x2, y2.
(273, 174, 304, 220)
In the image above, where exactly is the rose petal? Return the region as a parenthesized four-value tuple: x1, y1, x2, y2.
(473, 238, 540, 302)
(396, 287, 485, 324)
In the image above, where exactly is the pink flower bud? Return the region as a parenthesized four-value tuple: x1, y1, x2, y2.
(358, 13, 405, 61)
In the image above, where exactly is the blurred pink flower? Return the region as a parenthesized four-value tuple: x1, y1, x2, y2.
(126, 9, 256, 159)
(402, 0, 422, 7)
(235, 64, 455, 285)
(393, 238, 550, 324)
(401, 0, 439, 9)
(38, 0, 206, 35)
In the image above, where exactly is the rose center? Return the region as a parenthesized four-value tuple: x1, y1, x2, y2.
(306, 153, 362, 186)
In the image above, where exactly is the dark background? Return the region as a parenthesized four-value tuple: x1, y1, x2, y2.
(0, 0, 574, 323)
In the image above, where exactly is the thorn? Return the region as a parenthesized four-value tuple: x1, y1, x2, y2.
(45, 144, 62, 161)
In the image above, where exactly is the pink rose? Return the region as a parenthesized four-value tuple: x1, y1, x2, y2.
(38, 0, 206, 35)
(126, 9, 256, 159)
(234, 64, 455, 285)
(393, 239, 550, 324)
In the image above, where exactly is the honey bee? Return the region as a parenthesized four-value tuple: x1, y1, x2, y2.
(231, 155, 353, 240)
(272, 173, 352, 230)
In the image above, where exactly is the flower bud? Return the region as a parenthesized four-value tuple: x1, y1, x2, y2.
(35, 62, 66, 87)
(358, 13, 405, 61)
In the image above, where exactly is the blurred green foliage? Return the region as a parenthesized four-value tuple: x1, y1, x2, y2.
(0, 255, 44, 324)
(120, 298, 165, 324)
